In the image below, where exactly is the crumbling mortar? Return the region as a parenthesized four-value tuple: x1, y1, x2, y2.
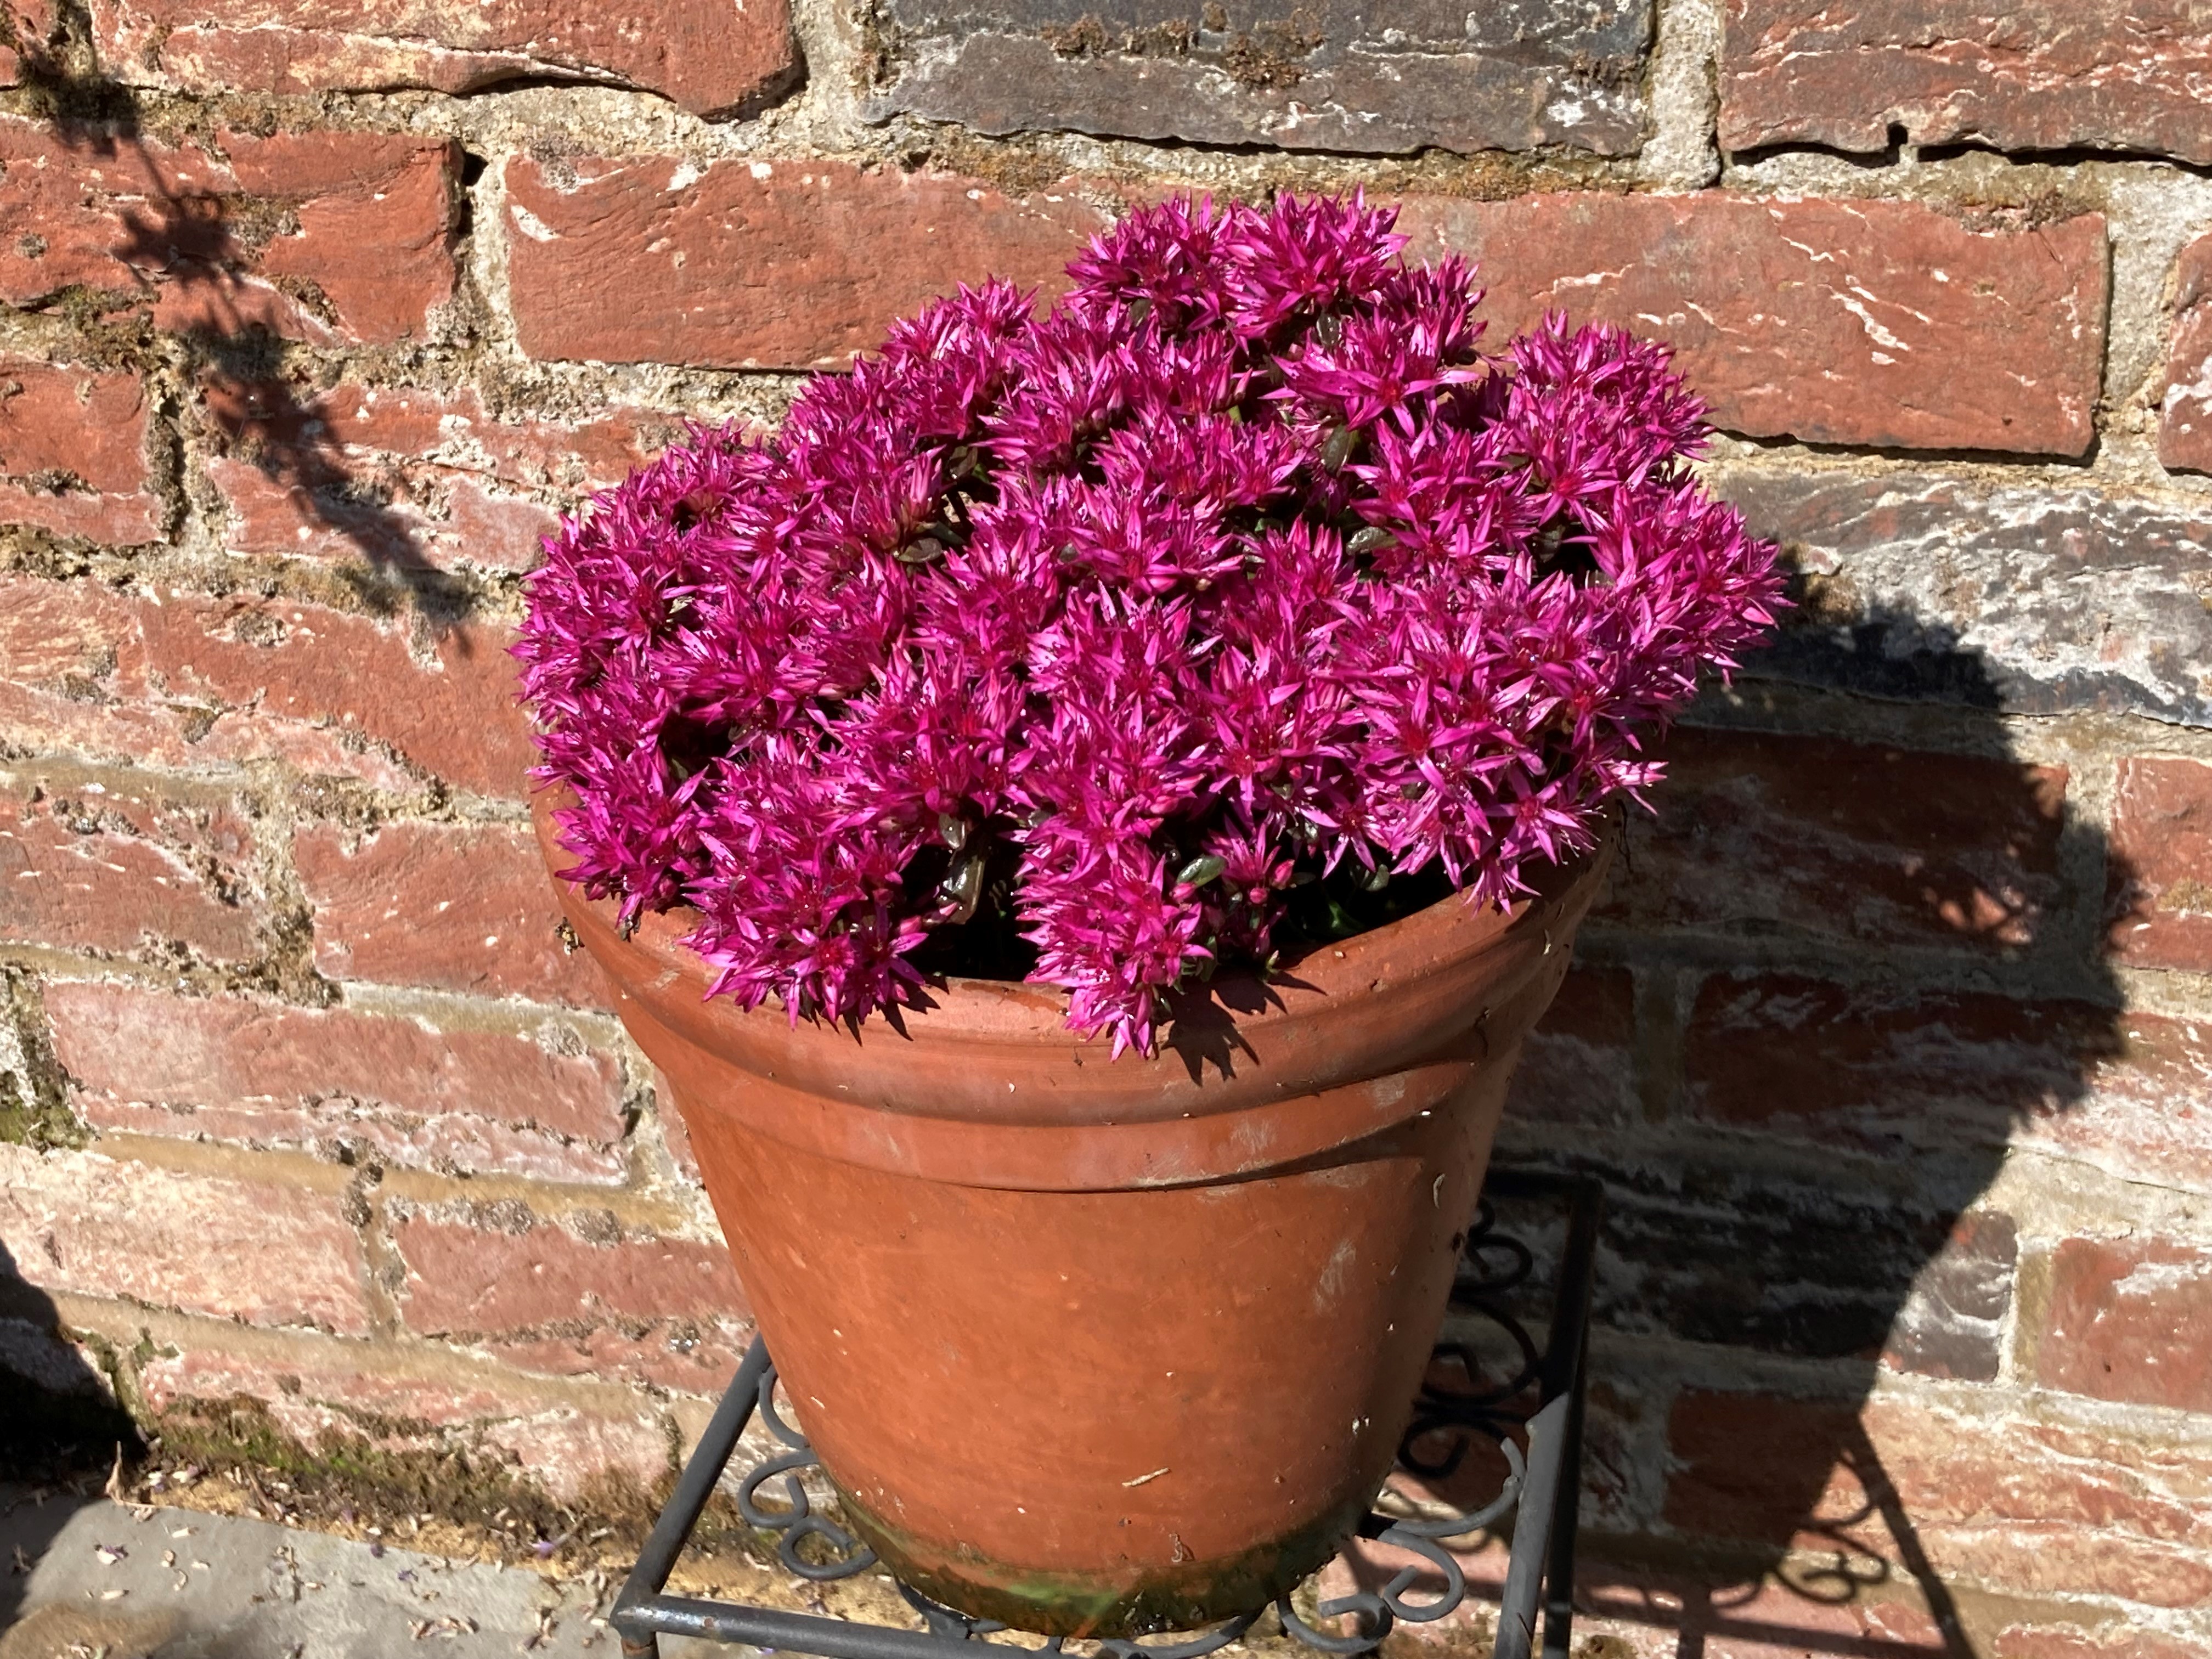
(0, 933, 296, 1004)
(352, 1156, 407, 1339)
(336, 981, 628, 1050)
(234, 764, 343, 1007)
(2108, 964, 2212, 1022)
(375, 1176, 702, 1241)
(1701, 437, 2212, 520)
(91, 1126, 363, 1194)
(1628, 962, 1689, 1126)
(1635, 0, 1720, 190)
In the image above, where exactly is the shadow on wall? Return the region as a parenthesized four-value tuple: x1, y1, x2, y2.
(0, 1239, 143, 1630)
(1442, 607, 2134, 1659)
(13, 34, 478, 638)
(0, 1240, 140, 1482)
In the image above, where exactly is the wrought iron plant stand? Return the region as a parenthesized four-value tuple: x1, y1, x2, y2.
(613, 1169, 1601, 1659)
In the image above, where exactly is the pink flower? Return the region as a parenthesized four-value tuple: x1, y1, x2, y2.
(517, 191, 1782, 1056)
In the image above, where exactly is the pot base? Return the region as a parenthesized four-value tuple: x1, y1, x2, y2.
(834, 1479, 1370, 1639)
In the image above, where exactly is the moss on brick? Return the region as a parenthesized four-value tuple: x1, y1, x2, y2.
(144, 1389, 667, 1548)
(0, 968, 86, 1150)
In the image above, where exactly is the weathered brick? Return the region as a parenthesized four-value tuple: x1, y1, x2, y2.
(2162, 233, 2212, 474)
(0, 1142, 370, 1333)
(1593, 1158, 1976, 1360)
(1504, 966, 1639, 1129)
(46, 980, 627, 1181)
(198, 379, 675, 572)
(1714, 464, 2212, 725)
(389, 1203, 747, 1360)
(1684, 975, 2103, 1152)
(0, 575, 534, 797)
(2107, 758, 2212, 972)
(1667, 1390, 2212, 1609)
(1600, 727, 2068, 953)
(2038, 1237, 2212, 1414)
(1684, 974, 2212, 1195)
(0, 119, 456, 345)
(1882, 1211, 2018, 1383)
(504, 158, 1114, 369)
(1399, 193, 2108, 455)
(295, 818, 610, 1006)
(1720, 2, 2212, 166)
(0, 0, 53, 84)
(0, 762, 259, 963)
(87, 0, 794, 119)
(861, 0, 1646, 157)
(0, 359, 162, 543)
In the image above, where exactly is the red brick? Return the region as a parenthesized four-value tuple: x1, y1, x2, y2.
(0, 1142, 370, 1332)
(2106, 757, 2212, 970)
(0, 574, 535, 797)
(1685, 977, 2100, 1148)
(295, 817, 610, 1006)
(1720, 2, 2212, 166)
(2025, 1011, 2212, 1195)
(1398, 193, 2108, 455)
(0, 119, 456, 345)
(2162, 233, 2212, 474)
(390, 1203, 747, 1338)
(0, 765, 258, 962)
(198, 379, 673, 572)
(1504, 965, 1639, 1128)
(1666, 1390, 2212, 1609)
(46, 980, 628, 1179)
(87, 0, 793, 119)
(2038, 1237, 2212, 1413)
(504, 157, 1114, 369)
(1994, 1626, 2205, 1659)
(1601, 727, 2068, 952)
(1686, 975, 2212, 1194)
(0, 359, 161, 542)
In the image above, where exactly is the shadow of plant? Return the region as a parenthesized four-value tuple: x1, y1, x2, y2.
(1346, 605, 2136, 1659)
(10, 18, 479, 639)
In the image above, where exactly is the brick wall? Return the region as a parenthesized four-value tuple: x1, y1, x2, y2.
(1, 0, 2208, 1652)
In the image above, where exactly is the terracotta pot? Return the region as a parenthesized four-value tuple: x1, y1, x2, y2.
(534, 791, 1611, 1636)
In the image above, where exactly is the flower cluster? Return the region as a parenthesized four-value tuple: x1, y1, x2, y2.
(518, 193, 1782, 1056)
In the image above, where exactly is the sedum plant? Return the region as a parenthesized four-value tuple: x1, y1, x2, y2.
(517, 193, 1782, 1056)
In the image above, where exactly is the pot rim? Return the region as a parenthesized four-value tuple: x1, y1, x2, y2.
(531, 782, 1612, 1052)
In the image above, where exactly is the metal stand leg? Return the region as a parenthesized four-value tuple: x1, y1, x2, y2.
(1538, 1324, 1585, 1659)
(620, 1636, 659, 1658)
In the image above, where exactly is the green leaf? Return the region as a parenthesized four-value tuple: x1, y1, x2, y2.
(1175, 855, 1227, 889)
